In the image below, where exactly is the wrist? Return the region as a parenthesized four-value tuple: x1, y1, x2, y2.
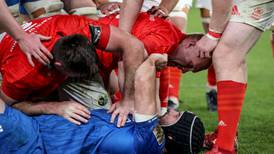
(43, 102, 59, 115)
(208, 28, 223, 34)
(159, 6, 169, 14)
(206, 29, 222, 41)
(14, 31, 27, 42)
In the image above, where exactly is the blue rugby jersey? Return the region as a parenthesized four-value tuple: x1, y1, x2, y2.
(35, 109, 165, 154)
(0, 105, 44, 154)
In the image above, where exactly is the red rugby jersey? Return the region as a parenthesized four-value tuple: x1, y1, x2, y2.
(99, 12, 185, 55)
(0, 15, 110, 100)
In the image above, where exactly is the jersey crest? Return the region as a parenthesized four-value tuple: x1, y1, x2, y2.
(153, 125, 165, 145)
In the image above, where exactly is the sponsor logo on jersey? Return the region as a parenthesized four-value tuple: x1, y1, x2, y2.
(153, 125, 165, 145)
(251, 7, 264, 20)
(231, 5, 240, 16)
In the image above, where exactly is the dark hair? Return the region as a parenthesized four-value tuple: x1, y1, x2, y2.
(52, 34, 99, 79)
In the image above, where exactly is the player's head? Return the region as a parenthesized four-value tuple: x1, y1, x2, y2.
(160, 109, 205, 154)
(52, 34, 99, 79)
(169, 34, 212, 73)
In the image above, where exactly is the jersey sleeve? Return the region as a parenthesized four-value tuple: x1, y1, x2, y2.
(54, 15, 110, 50)
(89, 24, 110, 50)
(1, 71, 36, 100)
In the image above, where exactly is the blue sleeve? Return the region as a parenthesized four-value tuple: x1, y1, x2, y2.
(5, 0, 20, 6)
(19, 4, 28, 15)
(19, 0, 31, 14)
(5, 0, 29, 15)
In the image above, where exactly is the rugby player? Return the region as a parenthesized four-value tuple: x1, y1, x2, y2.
(195, 0, 274, 153)
(96, 12, 211, 126)
(194, 0, 218, 112)
(107, 0, 186, 111)
(146, 0, 193, 110)
(0, 11, 210, 126)
(0, 14, 145, 125)
(0, 53, 205, 153)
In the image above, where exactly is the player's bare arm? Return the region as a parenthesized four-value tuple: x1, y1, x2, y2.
(119, 0, 143, 32)
(106, 26, 145, 127)
(0, 0, 53, 66)
(0, 89, 90, 125)
(196, 0, 233, 58)
(209, 0, 233, 33)
(134, 54, 167, 116)
(148, 0, 179, 18)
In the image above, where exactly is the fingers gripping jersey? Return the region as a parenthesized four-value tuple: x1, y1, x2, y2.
(0, 15, 110, 100)
(34, 109, 164, 154)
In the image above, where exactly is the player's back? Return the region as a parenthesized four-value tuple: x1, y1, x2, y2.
(34, 109, 164, 154)
(0, 15, 100, 100)
(99, 12, 184, 55)
(91, 109, 165, 154)
(0, 105, 44, 153)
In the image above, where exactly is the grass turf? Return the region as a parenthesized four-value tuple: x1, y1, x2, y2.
(180, 7, 274, 153)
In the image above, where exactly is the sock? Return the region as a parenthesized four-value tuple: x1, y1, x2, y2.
(207, 65, 216, 87)
(216, 81, 247, 151)
(159, 66, 182, 105)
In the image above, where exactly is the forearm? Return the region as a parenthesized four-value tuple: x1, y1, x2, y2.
(0, 0, 26, 40)
(118, 61, 125, 93)
(12, 101, 58, 115)
(209, 0, 233, 33)
(119, 0, 143, 32)
(122, 39, 145, 101)
(159, 0, 179, 14)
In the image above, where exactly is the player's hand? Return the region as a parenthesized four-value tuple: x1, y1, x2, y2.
(147, 6, 169, 19)
(18, 33, 53, 67)
(98, 2, 121, 16)
(195, 35, 218, 58)
(108, 99, 134, 127)
(55, 101, 91, 125)
(149, 53, 168, 71)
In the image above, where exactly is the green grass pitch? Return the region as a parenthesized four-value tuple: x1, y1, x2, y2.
(180, 7, 274, 153)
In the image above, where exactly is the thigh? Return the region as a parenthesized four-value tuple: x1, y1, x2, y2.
(214, 22, 262, 59)
(212, 22, 262, 81)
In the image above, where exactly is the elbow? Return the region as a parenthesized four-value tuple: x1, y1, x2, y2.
(123, 37, 145, 63)
(130, 37, 145, 57)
